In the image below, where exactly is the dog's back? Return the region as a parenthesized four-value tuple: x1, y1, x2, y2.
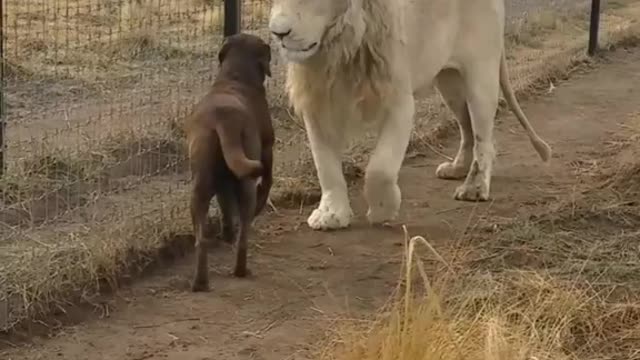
(186, 86, 263, 182)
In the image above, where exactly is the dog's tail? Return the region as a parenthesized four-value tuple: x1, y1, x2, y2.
(499, 50, 552, 162)
(213, 107, 263, 179)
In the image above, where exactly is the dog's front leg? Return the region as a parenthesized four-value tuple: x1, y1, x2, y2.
(303, 112, 352, 230)
(364, 91, 415, 225)
(234, 180, 257, 278)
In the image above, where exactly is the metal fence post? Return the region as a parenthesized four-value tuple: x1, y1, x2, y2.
(588, 0, 601, 56)
(0, 0, 6, 177)
(224, 0, 241, 37)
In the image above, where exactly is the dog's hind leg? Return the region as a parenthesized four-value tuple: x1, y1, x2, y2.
(190, 174, 215, 292)
(216, 180, 238, 244)
(255, 144, 273, 217)
(233, 179, 257, 278)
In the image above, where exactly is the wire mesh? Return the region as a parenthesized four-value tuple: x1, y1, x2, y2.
(0, 0, 275, 331)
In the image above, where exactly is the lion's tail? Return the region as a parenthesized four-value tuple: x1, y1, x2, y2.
(213, 107, 263, 179)
(499, 51, 552, 162)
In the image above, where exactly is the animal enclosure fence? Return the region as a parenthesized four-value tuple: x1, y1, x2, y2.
(0, 0, 276, 330)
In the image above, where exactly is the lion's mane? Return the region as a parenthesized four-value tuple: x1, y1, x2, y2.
(286, 0, 401, 126)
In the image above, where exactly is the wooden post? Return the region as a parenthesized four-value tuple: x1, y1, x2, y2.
(588, 0, 601, 56)
(0, 0, 6, 176)
(224, 0, 241, 37)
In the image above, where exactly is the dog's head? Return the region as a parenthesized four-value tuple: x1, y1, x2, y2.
(218, 33, 272, 79)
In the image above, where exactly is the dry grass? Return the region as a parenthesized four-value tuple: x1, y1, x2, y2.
(2, 0, 640, 336)
(316, 233, 588, 360)
(317, 109, 640, 359)
(4, 0, 269, 80)
(319, 251, 640, 360)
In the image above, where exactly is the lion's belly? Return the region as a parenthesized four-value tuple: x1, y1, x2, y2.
(403, 0, 459, 93)
(403, 0, 505, 93)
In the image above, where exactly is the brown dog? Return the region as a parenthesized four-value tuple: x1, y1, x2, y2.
(184, 33, 274, 292)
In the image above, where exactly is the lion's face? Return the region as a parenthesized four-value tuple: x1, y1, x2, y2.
(268, 0, 349, 63)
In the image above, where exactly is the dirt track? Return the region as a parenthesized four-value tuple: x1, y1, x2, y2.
(1, 46, 639, 360)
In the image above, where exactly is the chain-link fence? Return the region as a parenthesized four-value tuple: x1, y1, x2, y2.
(0, 0, 282, 331)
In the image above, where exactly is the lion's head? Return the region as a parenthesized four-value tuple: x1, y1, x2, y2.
(268, 0, 366, 64)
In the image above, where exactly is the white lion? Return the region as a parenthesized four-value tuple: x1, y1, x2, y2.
(268, 0, 552, 231)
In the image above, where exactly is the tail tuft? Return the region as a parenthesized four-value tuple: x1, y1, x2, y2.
(532, 138, 552, 163)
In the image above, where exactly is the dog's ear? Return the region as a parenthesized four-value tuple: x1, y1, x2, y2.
(218, 37, 233, 65)
(258, 42, 272, 78)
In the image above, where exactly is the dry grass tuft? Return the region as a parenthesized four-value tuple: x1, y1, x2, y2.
(319, 198, 640, 359)
(0, 178, 192, 331)
(318, 232, 589, 360)
(1, 59, 33, 80)
(99, 34, 194, 61)
(0, 198, 192, 330)
(538, 111, 640, 219)
(506, 10, 580, 49)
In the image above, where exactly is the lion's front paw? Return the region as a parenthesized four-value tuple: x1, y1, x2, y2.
(365, 182, 401, 225)
(366, 205, 399, 225)
(453, 181, 490, 202)
(307, 206, 353, 230)
(436, 161, 469, 180)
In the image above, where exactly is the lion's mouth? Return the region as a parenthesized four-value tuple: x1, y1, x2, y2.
(282, 41, 318, 54)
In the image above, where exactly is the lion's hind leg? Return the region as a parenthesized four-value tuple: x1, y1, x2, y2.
(453, 63, 500, 202)
(434, 68, 474, 180)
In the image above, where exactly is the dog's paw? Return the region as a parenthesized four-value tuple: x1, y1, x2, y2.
(232, 267, 252, 278)
(307, 205, 352, 230)
(221, 230, 235, 244)
(191, 275, 210, 292)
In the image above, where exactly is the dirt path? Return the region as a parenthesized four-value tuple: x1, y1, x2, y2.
(2, 48, 639, 360)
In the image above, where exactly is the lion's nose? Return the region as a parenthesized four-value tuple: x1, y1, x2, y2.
(268, 12, 293, 40)
(271, 29, 291, 40)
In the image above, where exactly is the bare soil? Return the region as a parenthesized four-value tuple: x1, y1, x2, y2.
(1, 48, 639, 360)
